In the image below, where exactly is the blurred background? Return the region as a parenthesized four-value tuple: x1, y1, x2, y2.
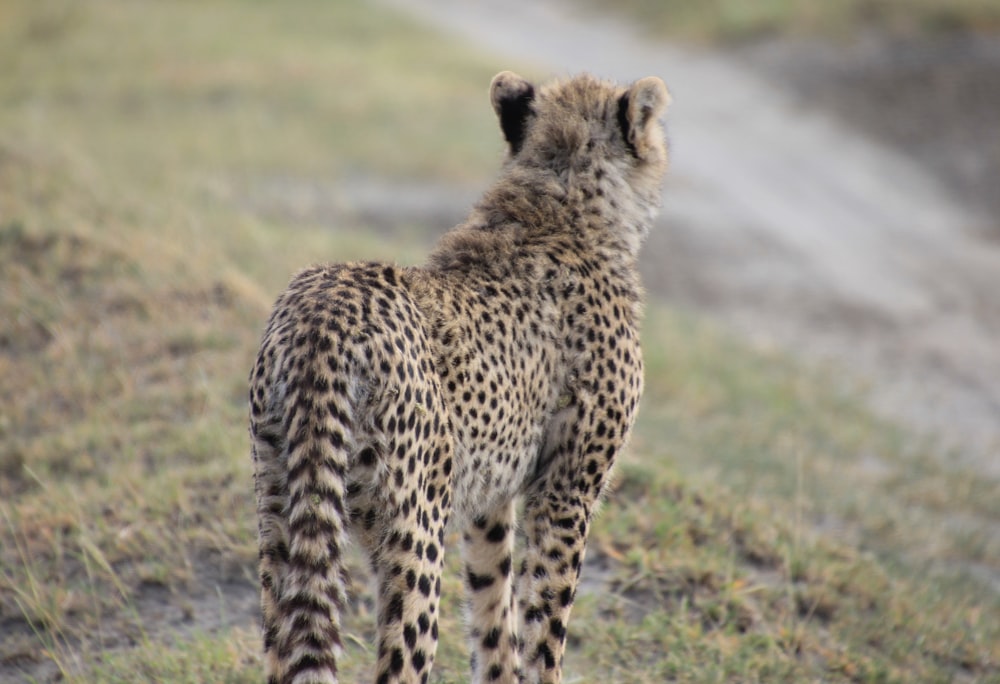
(2, 1, 998, 681)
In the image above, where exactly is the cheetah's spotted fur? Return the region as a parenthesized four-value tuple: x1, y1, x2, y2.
(250, 71, 670, 684)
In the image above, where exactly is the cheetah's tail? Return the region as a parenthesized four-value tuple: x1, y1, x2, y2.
(262, 378, 352, 684)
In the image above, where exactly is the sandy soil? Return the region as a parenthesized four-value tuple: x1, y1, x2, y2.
(740, 31, 1000, 235)
(380, 0, 1000, 474)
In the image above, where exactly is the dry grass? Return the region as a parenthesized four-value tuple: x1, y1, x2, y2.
(1, 0, 998, 682)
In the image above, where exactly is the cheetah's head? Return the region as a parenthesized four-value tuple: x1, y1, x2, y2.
(489, 71, 670, 175)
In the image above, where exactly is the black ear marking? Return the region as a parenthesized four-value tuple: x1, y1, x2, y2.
(499, 84, 535, 155)
(617, 93, 637, 157)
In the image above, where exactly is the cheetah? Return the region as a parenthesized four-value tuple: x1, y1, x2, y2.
(249, 70, 670, 684)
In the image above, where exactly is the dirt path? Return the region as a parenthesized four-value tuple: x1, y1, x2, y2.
(381, 0, 1000, 472)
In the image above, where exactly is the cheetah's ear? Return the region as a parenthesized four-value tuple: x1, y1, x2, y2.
(490, 71, 535, 155)
(618, 76, 671, 160)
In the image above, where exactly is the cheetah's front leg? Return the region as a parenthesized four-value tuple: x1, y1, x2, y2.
(516, 403, 632, 683)
(516, 491, 591, 684)
(462, 500, 521, 683)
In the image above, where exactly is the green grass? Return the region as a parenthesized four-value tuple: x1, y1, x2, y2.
(77, 628, 261, 683)
(587, 0, 1000, 43)
(1, 0, 998, 682)
(616, 311, 1000, 681)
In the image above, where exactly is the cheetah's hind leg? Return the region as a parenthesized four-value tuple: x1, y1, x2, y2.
(462, 500, 521, 684)
(354, 372, 455, 683)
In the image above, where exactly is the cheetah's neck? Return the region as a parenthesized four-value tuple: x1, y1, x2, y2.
(428, 161, 658, 278)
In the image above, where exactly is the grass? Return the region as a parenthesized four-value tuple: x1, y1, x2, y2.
(586, 0, 1000, 43)
(1, 0, 998, 682)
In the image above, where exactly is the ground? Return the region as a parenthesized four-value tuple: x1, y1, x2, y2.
(2, 0, 999, 681)
(738, 30, 1000, 234)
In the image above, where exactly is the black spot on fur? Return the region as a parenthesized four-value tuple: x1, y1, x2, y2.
(389, 647, 405, 674)
(385, 593, 404, 624)
(359, 446, 377, 466)
(537, 642, 556, 669)
(482, 627, 501, 649)
(412, 649, 427, 671)
(559, 586, 573, 607)
(486, 523, 507, 543)
(467, 570, 495, 591)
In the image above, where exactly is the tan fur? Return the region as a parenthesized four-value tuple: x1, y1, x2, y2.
(250, 71, 670, 684)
